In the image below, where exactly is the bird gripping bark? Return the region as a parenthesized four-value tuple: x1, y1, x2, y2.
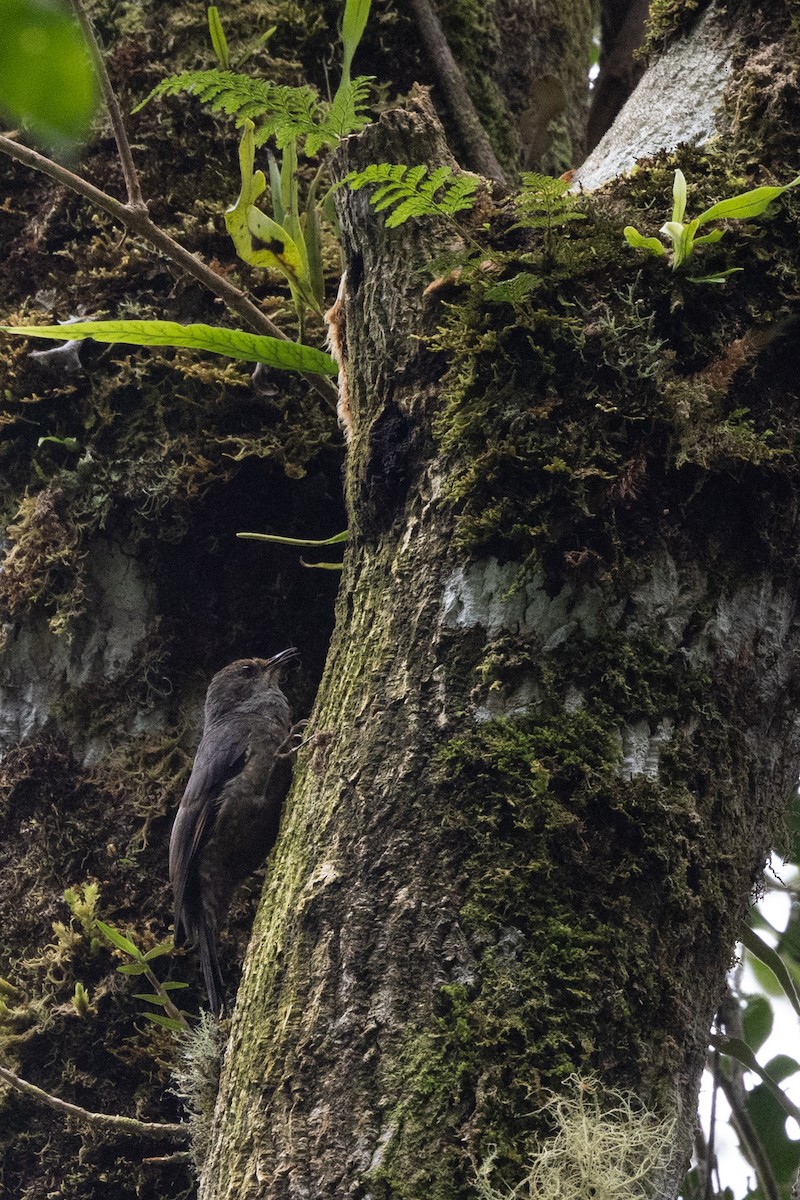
(169, 649, 299, 1015)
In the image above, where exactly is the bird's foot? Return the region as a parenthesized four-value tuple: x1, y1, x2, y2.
(276, 719, 311, 758)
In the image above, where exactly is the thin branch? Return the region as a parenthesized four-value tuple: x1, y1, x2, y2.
(715, 1067, 781, 1200)
(408, 0, 507, 185)
(0, 1064, 190, 1142)
(69, 0, 145, 210)
(0, 134, 338, 407)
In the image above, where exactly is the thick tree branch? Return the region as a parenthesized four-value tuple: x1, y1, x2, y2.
(0, 1064, 190, 1142)
(408, 0, 507, 184)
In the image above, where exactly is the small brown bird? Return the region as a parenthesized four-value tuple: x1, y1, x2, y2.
(169, 650, 299, 1015)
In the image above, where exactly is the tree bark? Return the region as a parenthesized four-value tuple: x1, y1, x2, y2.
(201, 5, 800, 1191)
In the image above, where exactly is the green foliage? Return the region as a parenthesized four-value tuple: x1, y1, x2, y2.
(345, 163, 479, 228)
(96, 919, 190, 1032)
(340, 0, 372, 86)
(0, 319, 338, 376)
(136, 69, 371, 156)
(624, 167, 800, 280)
(207, 6, 230, 69)
(513, 171, 586, 261)
(0, 0, 98, 153)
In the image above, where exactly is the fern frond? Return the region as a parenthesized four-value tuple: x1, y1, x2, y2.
(311, 76, 373, 155)
(346, 163, 478, 227)
(514, 171, 585, 230)
(134, 70, 323, 150)
(483, 271, 543, 304)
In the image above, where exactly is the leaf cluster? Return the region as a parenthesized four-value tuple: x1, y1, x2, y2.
(513, 171, 586, 232)
(96, 919, 190, 1033)
(624, 168, 800, 283)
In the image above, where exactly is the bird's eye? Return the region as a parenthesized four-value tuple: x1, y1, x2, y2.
(239, 663, 255, 676)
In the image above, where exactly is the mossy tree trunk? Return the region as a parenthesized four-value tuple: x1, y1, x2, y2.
(2, 0, 800, 1198)
(201, 6, 800, 1198)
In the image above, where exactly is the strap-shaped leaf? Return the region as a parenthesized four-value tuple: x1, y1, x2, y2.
(740, 922, 800, 1020)
(1, 320, 338, 376)
(237, 529, 348, 546)
(95, 919, 142, 960)
(697, 175, 800, 225)
(709, 1033, 800, 1122)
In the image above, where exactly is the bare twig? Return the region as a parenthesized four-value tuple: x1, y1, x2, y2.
(408, 0, 506, 184)
(0, 1064, 190, 1142)
(69, 0, 145, 210)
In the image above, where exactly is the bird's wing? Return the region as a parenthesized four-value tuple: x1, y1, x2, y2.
(169, 717, 251, 935)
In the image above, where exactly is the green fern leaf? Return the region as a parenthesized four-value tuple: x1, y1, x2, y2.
(483, 271, 543, 303)
(346, 163, 478, 227)
(134, 70, 323, 151)
(514, 171, 585, 230)
(315, 76, 373, 153)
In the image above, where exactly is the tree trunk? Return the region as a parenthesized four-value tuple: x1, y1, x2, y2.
(201, 5, 800, 1196)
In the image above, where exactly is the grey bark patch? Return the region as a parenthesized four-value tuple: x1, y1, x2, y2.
(575, 4, 734, 191)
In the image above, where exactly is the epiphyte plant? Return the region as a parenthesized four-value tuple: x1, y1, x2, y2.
(624, 167, 800, 282)
(1, 0, 374, 371)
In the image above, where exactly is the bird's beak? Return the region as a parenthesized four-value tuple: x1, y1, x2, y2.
(267, 647, 300, 671)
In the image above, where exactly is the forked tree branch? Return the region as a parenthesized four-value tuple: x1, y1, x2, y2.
(69, 0, 146, 210)
(0, 18, 339, 408)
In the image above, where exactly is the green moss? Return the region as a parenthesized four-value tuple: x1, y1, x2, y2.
(642, 0, 706, 55)
(428, 142, 800, 584)
(368, 707, 733, 1197)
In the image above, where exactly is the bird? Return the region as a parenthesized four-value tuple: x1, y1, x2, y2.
(169, 649, 299, 1015)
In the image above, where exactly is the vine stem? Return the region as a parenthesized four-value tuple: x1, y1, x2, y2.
(0, 1064, 190, 1142)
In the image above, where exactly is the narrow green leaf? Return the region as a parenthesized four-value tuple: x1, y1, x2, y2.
(116, 963, 148, 975)
(268, 152, 284, 226)
(0, 0, 99, 153)
(688, 268, 743, 284)
(133, 993, 168, 1006)
(300, 559, 344, 570)
(711, 1034, 800, 1122)
(96, 919, 142, 960)
(1, 321, 338, 377)
(207, 6, 230, 69)
(623, 227, 665, 256)
(672, 169, 687, 224)
(237, 529, 349, 546)
(741, 923, 800, 1019)
(697, 176, 800, 225)
(341, 0, 372, 83)
(160, 981, 190, 991)
(692, 228, 726, 247)
(304, 201, 325, 310)
(141, 1012, 186, 1032)
(142, 941, 173, 961)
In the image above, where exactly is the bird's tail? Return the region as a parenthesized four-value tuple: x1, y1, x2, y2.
(198, 918, 225, 1017)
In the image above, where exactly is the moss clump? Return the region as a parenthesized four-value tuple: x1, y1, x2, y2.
(428, 142, 800, 587)
(368, 707, 730, 1198)
(642, 0, 706, 55)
